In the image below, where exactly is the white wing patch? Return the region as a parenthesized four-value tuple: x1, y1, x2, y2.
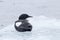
(16, 22, 22, 27)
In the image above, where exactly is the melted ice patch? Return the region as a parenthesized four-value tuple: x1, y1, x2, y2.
(16, 22, 22, 27)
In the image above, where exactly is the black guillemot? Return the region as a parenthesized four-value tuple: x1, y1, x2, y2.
(14, 14, 32, 32)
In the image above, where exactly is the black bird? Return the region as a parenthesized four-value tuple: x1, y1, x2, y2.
(14, 14, 32, 32)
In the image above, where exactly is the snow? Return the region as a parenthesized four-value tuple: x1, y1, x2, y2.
(0, 16, 60, 40)
(0, 0, 60, 40)
(0, 0, 60, 28)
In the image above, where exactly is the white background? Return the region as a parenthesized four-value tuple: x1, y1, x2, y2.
(0, 0, 60, 40)
(0, 0, 60, 27)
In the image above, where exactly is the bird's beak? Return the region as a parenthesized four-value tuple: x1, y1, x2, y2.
(29, 16, 32, 17)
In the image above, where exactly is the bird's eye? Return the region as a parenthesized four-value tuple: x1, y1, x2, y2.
(15, 22, 22, 27)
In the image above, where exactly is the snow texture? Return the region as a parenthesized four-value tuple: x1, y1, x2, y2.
(0, 16, 60, 40)
(0, 0, 60, 40)
(1, 0, 60, 27)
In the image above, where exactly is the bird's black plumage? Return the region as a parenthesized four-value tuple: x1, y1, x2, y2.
(14, 14, 32, 32)
(19, 14, 32, 20)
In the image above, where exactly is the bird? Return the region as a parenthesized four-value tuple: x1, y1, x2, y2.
(14, 14, 32, 32)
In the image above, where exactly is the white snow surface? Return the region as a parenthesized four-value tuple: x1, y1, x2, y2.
(0, 16, 60, 40)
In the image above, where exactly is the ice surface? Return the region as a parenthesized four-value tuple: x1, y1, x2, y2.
(0, 16, 60, 40)
(0, 0, 60, 40)
(1, 0, 60, 27)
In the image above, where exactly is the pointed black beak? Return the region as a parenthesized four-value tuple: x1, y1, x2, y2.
(28, 16, 32, 17)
